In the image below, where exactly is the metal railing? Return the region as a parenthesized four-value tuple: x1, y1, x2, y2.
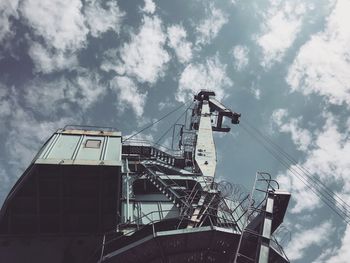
(123, 139, 183, 158)
(98, 207, 241, 262)
(63, 124, 119, 132)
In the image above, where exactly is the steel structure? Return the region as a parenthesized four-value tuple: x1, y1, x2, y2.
(0, 90, 290, 262)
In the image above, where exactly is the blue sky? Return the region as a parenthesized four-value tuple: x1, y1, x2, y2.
(1, 0, 350, 262)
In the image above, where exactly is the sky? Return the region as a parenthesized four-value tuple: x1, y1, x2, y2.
(0, 0, 350, 262)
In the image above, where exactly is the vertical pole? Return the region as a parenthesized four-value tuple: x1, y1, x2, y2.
(126, 158, 130, 222)
(232, 172, 259, 263)
(100, 234, 106, 262)
(257, 193, 274, 263)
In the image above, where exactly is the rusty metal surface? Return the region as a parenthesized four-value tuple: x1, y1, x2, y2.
(57, 129, 121, 137)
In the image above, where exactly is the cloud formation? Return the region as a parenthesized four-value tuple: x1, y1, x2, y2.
(167, 25, 193, 64)
(23, 71, 106, 117)
(142, 0, 156, 14)
(103, 15, 170, 85)
(110, 76, 147, 117)
(273, 109, 350, 216)
(232, 45, 249, 71)
(176, 55, 232, 102)
(0, 0, 19, 45)
(257, 0, 308, 67)
(84, 0, 125, 38)
(272, 109, 312, 151)
(196, 4, 228, 46)
(287, 0, 350, 106)
(317, 226, 350, 263)
(21, 0, 88, 73)
(286, 221, 333, 261)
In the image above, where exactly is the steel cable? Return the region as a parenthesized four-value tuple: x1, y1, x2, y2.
(243, 119, 350, 212)
(122, 100, 191, 142)
(239, 122, 350, 225)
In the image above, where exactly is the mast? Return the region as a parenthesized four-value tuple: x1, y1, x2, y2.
(189, 90, 241, 179)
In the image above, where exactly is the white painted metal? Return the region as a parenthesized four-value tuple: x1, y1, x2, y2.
(194, 101, 216, 178)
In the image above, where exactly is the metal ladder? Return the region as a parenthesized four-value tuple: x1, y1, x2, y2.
(232, 172, 279, 263)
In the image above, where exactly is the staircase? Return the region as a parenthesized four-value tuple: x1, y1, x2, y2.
(141, 161, 220, 228)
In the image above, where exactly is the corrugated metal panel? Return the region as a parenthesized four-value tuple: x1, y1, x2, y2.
(76, 136, 104, 160)
(44, 135, 81, 160)
(36, 130, 122, 166)
(105, 137, 122, 161)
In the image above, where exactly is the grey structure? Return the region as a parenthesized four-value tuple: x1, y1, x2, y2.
(0, 91, 290, 262)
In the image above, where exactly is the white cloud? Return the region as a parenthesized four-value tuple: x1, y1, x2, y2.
(176, 55, 232, 102)
(24, 78, 69, 116)
(84, 0, 124, 38)
(23, 70, 106, 117)
(277, 169, 321, 213)
(287, 0, 350, 106)
(272, 109, 312, 151)
(28, 42, 78, 73)
(74, 71, 107, 109)
(252, 88, 260, 100)
(0, 0, 19, 44)
(196, 4, 228, 46)
(110, 76, 147, 117)
(20, 0, 88, 73)
(142, 0, 156, 14)
(273, 109, 350, 216)
(0, 85, 12, 120)
(0, 86, 78, 171)
(303, 115, 350, 192)
(103, 15, 170, 85)
(167, 25, 193, 63)
(21, 0, 88, 51)
(6, 110, 75, 170)
(316, 225, 350, 263)
(256, 0, 308, 67)
(231, 45, 249, 71)
(286, 221, 333, 261)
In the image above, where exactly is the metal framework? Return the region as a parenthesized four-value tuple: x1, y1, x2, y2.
(0, 90, 290, 263)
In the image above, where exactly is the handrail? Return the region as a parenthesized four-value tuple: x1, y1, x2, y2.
(96, 209, 240, 262)
(63, 124, 118, 132)
(96, 186, 289, 262)
(270, 236, 290, 261)
(123, 139, 183, 157)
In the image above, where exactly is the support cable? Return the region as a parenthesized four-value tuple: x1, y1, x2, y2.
(243, 119, 350, 212)
(241, 120, 350, 218)
(154, 102, 194, 146)
(123, 100, 191, 142)
(239, 122, 350, 225)
(240, 123, 350, 221)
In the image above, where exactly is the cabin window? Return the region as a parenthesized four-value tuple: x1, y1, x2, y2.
(85, 139, 101, 148)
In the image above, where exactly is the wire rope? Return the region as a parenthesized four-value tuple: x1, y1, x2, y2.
(154, 102, 193, 146)
(242, 119, 350, 212)
(122, 100, 191, 142)
(239, 121, 350, 225)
